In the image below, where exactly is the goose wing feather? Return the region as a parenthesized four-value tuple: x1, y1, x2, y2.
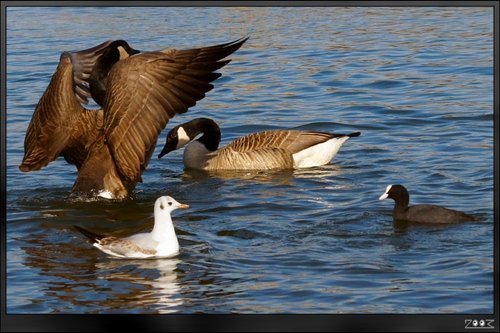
(215, 146, 294, 170)
(19, 41, 113, 172)
(19, 80, 76, 172)
(103, 37, 247, 182)
(226, 130, 335, 154)
(69, 40, 114, 105)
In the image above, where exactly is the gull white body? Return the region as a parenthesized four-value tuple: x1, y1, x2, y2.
(75, 196, 189, 259)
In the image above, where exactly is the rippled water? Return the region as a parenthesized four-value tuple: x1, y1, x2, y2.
(5, 7, 494, 315)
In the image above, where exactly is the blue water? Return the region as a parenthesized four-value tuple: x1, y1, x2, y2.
(5, 7, 494, 314)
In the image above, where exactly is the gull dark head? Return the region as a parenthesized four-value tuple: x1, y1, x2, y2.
(155, 195, 189, 214)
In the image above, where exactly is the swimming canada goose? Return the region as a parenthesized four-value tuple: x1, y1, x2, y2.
(19, 37, 248, 199)
(74, 195, 189, 258)
(379, 184, 478, 224)
(158, 118, 360, 170)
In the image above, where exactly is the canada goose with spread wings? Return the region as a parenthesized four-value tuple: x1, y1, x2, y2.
(19, 37, 248, 199)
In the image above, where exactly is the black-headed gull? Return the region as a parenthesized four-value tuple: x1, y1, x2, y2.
(74, 196, 189, 258)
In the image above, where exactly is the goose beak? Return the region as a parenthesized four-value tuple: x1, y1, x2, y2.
(130, 48, 141, 55)
(158, 145, 173, 159)
(177, 203, 190, 209)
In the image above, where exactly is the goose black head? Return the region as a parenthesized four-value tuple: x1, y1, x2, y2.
(158, 118, 221, 158)
(89, 40, 140, 106)
(109, 40, 141, 61)
(158, 123, 194, 158)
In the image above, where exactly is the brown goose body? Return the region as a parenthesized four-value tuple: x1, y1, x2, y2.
(19, 38, 248, 199)
(158, 118, 360, 171)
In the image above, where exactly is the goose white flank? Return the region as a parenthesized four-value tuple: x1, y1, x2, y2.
(74, 196, 189, 259)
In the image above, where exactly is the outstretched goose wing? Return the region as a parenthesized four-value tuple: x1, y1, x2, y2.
(69, 40, 114, 105)
(19, 41, 112, 172)
(103, 37, 248, 183)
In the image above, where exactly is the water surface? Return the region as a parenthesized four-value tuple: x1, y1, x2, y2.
(5, 7, 494, 314)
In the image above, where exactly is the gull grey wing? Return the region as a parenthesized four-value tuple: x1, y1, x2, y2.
(99, 237, 157, 257)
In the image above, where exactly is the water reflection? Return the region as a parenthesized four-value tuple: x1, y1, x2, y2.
(182, 168, 295, 184)
(180, 163, 346, 183)
(293, 163, 346, 180)
(19, 232, 183, 313)
(94, 258, 183, 314)
(7, 6, 493, 314)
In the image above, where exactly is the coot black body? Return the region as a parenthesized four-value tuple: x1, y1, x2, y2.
(379, 184, 478, 224)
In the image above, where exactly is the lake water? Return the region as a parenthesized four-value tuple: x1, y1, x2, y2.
(4, 6, 494, 316)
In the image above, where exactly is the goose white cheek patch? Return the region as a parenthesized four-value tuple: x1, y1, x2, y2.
(176, 127, 191, 149)
(117, 46, 130, 59)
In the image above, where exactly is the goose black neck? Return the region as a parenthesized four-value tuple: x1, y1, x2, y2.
(89, 48, 119, 106)
(191, 118, 221, 151)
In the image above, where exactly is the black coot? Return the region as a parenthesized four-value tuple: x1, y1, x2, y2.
(379, 184, 478, 224)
